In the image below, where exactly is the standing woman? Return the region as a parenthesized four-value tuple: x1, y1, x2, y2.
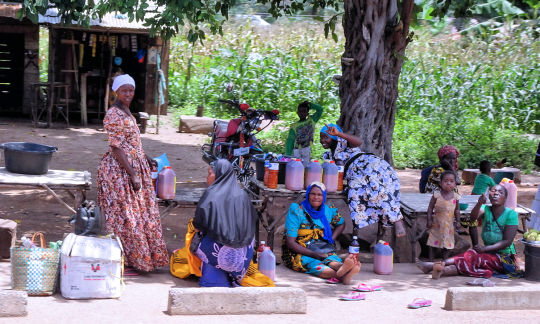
(97, 74, 168, 274)
(319, 124, 406, 238)
(193, 159, 257, 287)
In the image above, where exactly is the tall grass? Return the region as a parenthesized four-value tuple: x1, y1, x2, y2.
(168, 19, 539, 171)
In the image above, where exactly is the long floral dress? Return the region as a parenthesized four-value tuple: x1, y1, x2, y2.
(427, 191, 461, 249)
(323, 138, 402, 229)
(97, 106, 168, 272)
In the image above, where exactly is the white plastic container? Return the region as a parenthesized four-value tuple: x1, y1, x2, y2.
(60, 233, 124, 299)
(258, 247, 276, 281)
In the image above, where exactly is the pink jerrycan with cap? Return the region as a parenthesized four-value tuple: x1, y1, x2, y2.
(285, 159, 304, 191)
(501, 179, 517, 210)
(322, 160, 338, 193)
(304, 160, 322, 189)
(374, 240, 393, 275)
(258, 247, 276, 281)
(157, 166, 176, 200)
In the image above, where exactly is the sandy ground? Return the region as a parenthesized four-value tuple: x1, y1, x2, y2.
(1, 115, 539, 322)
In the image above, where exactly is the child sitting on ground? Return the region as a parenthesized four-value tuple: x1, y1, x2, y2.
(472, 160, 496, 195)
(426, 171, 464, 261)
(285, 101, 324, 166)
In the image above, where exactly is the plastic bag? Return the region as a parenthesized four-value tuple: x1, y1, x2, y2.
(153, 153, 170, 174)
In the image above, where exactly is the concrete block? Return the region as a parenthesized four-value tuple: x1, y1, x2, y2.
(0, 290, 28, 317)
(445, 286, 540, 311)
(168, 287, 306, 315)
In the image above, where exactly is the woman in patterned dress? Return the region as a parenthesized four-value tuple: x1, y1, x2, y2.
(319, 124, 406, 239)
(193, 159, 257, 287)
(97, 74, 168, 274)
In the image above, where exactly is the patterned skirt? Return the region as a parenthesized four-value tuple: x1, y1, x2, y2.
(196, 235, 253, 287)
(454, 249, 523, 279)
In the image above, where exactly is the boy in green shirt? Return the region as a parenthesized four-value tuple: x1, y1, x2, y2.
(285, 101, 324, 166)
(472, 160, 497, 195)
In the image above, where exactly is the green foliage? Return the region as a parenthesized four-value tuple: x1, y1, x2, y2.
(393, 24, 539, 171)
(169, 20, 539, 171)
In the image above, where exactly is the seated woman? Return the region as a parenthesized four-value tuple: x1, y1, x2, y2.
(193, 159, 258, 287)
(319, 124, 406, 238)
(419, 145, 461, 194)
(416, 184, 523, 279)
(282, 182, 361, 284)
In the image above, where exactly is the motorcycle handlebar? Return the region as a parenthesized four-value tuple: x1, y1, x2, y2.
(218, 98, 278, 120)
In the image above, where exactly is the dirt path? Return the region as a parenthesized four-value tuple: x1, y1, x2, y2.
(0, 115, 538, 247)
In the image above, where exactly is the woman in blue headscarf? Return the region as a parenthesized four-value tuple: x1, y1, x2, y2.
(282, 182, 361, 284)
(319, 124, 406, 239)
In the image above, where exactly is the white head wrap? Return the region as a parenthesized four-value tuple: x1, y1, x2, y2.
(112, 74, 136, 92)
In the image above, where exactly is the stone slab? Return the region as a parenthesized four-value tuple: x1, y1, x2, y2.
(445, 286, 540, 311)
(167, 287, 306, 315)
(0, 290, 28, 317)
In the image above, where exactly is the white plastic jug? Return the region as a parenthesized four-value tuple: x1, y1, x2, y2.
(258, 247, 276, 281)
(285, 159, 304, 191)
(157, 166, 176, 200)
(304, 160, 322, 189)
(322, 160, 338, 193)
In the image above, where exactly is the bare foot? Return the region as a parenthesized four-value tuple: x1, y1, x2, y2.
(394, 219, 406, 238)
(336, 255, 355, 277)
(341, 263, 361, 285)
(415, 258, 433, 274)
(432, 261, 445, 280)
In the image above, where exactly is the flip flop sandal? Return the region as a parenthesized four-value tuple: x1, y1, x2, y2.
(352, 283, 382, 292)
(339, 292, 366, 301)
(325, 277, 341, 284)
(407, 298, 432, 309)
(124, 269, 140, 277)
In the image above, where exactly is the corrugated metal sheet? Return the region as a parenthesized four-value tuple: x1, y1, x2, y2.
(39, 8, 151, 30)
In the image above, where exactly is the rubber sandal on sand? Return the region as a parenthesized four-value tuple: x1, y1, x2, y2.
(325, 277, 341, 284)
(124, 269, 140, 277)
(339, 292, 366, 301)
(352, 283, 382, 292)
(407, 298, 432, 309)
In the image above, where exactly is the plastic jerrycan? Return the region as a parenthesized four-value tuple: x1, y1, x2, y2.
(258, 247, 276, 281)
(374, 241, 393, 275)
(322, 160, 339, 193)
(503, 179, 518, 210)
(304, 160, 322, 189)
(157, 166, 176, 200)
(285, 159, 304, 191)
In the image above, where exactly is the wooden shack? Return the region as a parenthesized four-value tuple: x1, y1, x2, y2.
(0, 2, 39, 116)
(38, 9, 169, 126)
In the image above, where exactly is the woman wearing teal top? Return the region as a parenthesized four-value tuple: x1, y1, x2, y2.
(417, 184, 522, 279)
(282, 182, 361, 284)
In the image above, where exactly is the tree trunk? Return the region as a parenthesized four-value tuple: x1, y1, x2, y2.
(339, 0, 414, 164)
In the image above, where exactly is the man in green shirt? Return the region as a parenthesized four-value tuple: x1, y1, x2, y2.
(472, 160, 497, 195)
(285, 101, 324, 166)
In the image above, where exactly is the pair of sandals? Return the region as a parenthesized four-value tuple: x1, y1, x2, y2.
(338, 283, 382, 301)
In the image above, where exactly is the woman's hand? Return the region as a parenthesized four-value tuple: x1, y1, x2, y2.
(324, 124, 341, 137)
(478, 193, 487, 205)
(130, 173, 142, 191)
(473, 245, 486, 253)
(146, 155, 157, 168)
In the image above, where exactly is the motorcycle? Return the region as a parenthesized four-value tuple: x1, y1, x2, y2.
(201, 84, 279, 187)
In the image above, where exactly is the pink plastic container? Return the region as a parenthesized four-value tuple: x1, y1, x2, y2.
(285, 159, 304, 191)
(304, 160, 322, 189)
(503, 180, 518, 210)
(157, 166, 176, 200)
(322, 160, 338, 193)
(258, 247, 276, 281)
(374, 241, 393, 275)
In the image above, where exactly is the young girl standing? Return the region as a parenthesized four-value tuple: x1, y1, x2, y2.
(426, 171, 464, 261)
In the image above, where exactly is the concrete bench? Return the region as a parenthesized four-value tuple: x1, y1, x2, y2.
(167, 287, 306, 315)
(445, 286, 540, 311)
(0, 290, 27, 317)
(462, 168, 521, 185)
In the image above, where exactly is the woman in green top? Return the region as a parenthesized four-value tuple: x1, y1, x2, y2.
(416, 184, 522, 279)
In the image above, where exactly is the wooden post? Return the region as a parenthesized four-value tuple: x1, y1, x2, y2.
(103, 32, 113, 115)
(47, 28, 56, 128)
(80, 73, 87, 126)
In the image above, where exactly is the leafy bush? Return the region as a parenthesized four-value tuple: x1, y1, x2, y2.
(168, 19, 539, 171)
